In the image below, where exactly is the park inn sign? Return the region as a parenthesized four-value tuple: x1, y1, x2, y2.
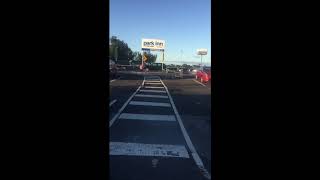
(141, 39, 165, 51)
(140, 38, 165, 70)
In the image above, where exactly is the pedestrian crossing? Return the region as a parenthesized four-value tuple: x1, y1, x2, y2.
(144, 82, 162, 85)
(109, 75, 211, 180)
(110, 76, 181, 155)
(118, 113, 176, 121)
(144, 86, 164, 89)
(110, 142, 190, 158)
(139, 89, 167, 93)
(144, 81, 162, 83)
(129, 101, 171, 107)
(134, 94, 168, 98)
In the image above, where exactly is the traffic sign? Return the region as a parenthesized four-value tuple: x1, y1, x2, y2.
(143, 55, 147, 61)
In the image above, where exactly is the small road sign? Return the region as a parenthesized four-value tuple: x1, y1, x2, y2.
(143, 55, 147, 61)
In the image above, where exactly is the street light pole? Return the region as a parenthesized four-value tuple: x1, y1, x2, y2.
(115, 46, 118, 64)
(141, 51, 143, 66)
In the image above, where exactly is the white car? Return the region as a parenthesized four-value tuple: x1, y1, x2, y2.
(191, 69, 199, 75)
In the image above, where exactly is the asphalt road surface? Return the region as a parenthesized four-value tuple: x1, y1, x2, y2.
(109, 74, 143, 122)
(109, 73, 212, 180)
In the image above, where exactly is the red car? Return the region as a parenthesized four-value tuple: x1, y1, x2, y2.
(195, 67, 211, 83)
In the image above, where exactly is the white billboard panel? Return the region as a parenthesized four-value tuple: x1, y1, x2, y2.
(197, 49, 208, 55)
(142, 39, 165, 51)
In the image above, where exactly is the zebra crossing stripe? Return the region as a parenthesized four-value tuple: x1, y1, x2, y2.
(110, 142, 190, 158)
(129, 101, 171, 107)
(134, 94, 169, 99)
(119, 113, 176, 121)
(139, 90, 166, 93)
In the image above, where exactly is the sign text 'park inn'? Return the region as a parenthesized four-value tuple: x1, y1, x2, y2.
(141, 39, 165, 51)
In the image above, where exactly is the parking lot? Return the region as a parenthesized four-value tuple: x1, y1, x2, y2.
(109, 72, 212, 180)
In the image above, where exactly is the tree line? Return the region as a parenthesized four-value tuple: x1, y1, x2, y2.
(109, 36, 157, 65)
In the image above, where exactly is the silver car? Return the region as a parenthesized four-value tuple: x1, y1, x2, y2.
(191, 68, 199, 75)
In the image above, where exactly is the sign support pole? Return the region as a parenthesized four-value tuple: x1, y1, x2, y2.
(141, 50, 144, 70)
(162, 51, 164, 71)
(141, 50, 143, 66)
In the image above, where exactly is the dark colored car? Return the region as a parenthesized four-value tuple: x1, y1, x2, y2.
(181, 68, 189, 74)
(195, 67, 211, 83)
(166, 67, 178, 73)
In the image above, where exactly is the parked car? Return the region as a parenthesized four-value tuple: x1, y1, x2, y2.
(166, 67, 178, 73)
(181, 68, 189, 74)
(195, 67, 211, 83)
(191, 68, 199, 75)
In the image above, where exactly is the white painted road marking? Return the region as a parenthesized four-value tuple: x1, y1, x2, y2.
(144, 86, 164, 89)
(129, 101, 171, 107)
(119, 113, 176, 121)
(192, 79, 206, 87)
(139, 90, 166, 93)
(134, 94, 169, 99)
(160, 78, 212, 179)
(110, 142, 190, 158)
(110, 77, 121, 83)
(109, 78, 145, 128)
(144, 81, 161, 83)
(109, 99, 117, 107)
(144, 82, 162, 85)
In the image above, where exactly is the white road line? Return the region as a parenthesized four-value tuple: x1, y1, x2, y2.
(110, 77, 121, 83)
(192, 79, 206, 87)
(129, 101, 171, 107)
(134, 94, 169, 99)
(139, 90, 166, 93)
(160, 78, 212, 179)
(144, 82, 162, 85)
(109, 99, 117, 107)
(145, 78, 160, 79)
(144, 86, 164, 89)
(119, 113, 176, 121)
(110, 142, 190, 158)
(142, 77, 145, 86)
(109, 78, 145, 128)
(144, 81, 161, 83)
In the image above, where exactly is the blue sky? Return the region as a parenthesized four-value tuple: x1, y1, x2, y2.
(110, 0, 211, 65)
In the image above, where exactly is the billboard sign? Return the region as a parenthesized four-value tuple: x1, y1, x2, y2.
(141, 39, 165, 51)
(197, 49, 208, 55)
